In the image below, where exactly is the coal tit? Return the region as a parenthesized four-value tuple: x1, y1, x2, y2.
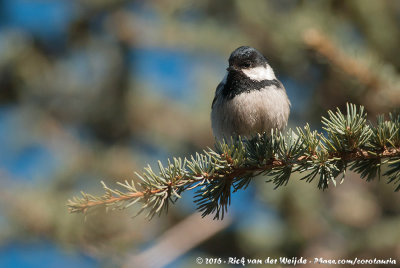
(211, 46, 290, 140)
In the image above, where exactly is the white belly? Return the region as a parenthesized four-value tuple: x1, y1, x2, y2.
(211, 87, 290, 140)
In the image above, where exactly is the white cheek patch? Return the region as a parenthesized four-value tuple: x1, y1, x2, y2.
(242, 66, 276, 81)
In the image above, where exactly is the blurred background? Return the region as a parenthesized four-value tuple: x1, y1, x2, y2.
(0, 0, 400, 267)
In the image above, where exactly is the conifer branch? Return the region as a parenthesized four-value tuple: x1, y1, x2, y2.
(67, 103, 400, 220)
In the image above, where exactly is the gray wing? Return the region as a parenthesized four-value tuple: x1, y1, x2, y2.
(211, 82, 224, 108)
(212, 73, 227, 108)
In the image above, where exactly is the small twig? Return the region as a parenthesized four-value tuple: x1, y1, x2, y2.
(303, 29, 400, 112)
(303, 28, 382, 89)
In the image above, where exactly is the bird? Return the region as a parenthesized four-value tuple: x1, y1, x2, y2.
(211, 46, 290, 140)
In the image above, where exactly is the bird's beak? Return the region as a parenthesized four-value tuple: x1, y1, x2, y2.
(226, 66, 235, 72)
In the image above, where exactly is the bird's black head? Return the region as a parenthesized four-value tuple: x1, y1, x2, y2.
(228, 46, 267, 70)
(218, 46, 280, 100)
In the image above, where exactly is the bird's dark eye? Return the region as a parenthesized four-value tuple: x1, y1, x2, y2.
(242, 62, 251, 68)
